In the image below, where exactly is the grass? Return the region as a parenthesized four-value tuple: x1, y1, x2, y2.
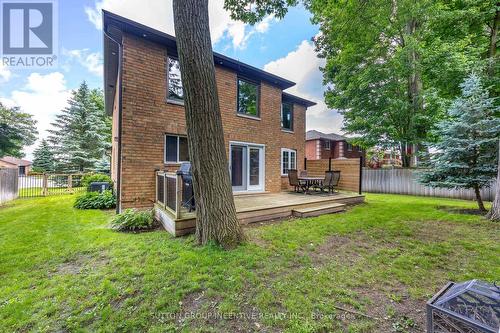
(18, 186, 86, 197)
(0, 194, 498, 332)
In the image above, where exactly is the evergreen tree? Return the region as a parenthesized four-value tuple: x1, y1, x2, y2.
(32, 139, 55, 173)
(419, 73, 500, 211)
(48, 82, 110, 172)
(94, 154, 110, 174)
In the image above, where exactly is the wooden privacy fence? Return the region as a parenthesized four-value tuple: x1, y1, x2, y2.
(0, 168, 18, 204)
(362, 168, 496, 201)
(305, 158, 362, 193)
(18, 174, 86, 198)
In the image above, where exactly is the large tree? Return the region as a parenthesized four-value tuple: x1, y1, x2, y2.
(484, 2, 499, 221)
(419, 74, 499, 212)
(172, 0, 245, 248)
(0, 103, 37, 158)
(32, 139, 55, 173)
(225, 0, 499, 167)
(487, 141, 500, 221)
(48, 82, 110, 172)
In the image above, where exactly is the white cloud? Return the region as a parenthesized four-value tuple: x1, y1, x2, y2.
(84, 0, 272, 49)
(0, 63, 12, 82)
(255, 15, 275, 33)
(63, 48, 103, 76)
(0, 72, 72, 159)
(264, 40, 344, 134)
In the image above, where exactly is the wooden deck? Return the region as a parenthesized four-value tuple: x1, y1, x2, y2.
(155, 191, 365, 236)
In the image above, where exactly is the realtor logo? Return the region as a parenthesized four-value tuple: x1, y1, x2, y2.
(1, 0, 58, 67)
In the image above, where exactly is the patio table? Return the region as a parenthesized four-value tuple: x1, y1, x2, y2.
(298, 176, 324, 194)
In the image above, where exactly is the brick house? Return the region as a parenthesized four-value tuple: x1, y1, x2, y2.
(305, 130, 365, 163)
(103, 11, 316, 212)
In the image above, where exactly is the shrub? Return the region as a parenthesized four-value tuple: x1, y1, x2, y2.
(74, 190, 116, 209)
(110, 209, 155, 232)
(81, 173, 112, 189)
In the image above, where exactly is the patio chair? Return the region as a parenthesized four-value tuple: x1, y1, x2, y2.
(317, 171, 341, 193)
(288, 169, 308, 193)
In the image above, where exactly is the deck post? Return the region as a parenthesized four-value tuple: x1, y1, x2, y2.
(42, 174, 48, 196)
(328, 158, 332, 171)
(163, 174, 167, 210)
(175, 173, 182, 219)
(359, 156, 363, 195)
(304, 157, 307, 170)
(68, 174, 73, 193)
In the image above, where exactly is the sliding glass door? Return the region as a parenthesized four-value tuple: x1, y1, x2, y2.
(230, 143, 264, 192)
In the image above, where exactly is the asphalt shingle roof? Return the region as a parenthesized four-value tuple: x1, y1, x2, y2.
(306, 130, 347, 141)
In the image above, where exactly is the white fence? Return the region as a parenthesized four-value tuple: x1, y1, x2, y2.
(362, 168, 496, 201)
(0, 168, 18, 204)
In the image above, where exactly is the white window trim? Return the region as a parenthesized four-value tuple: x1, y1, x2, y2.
(167, 56, 184, 104)
(229, 141, 266, 193)
(281, 148, 297, 176)
(164, 134, 189, 164)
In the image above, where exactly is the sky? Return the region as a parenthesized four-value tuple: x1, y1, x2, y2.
(0, 0, 344, 160)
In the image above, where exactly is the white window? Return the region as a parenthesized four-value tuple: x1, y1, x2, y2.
(324, 140, 331, 150)
(281, 148, 297, 175)
(167, 57, 184, 102)
(165, 134, 189, 163)
(347, 143, 353, 151)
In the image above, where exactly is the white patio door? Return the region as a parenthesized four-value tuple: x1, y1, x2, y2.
(230, 143, 264, 192)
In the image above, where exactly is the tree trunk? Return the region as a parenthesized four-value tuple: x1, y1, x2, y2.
(400, 142, 411, 168)
(473, 184, 486, 212)
(172, 0, 245, 248)
(487, 6, 499, 77)
(487, 139, 500, 221)
(406, 18, 423, 165)
(486, 7, 499, 221)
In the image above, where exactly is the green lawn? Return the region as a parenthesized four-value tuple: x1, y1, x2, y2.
(0, 194, 498, 332)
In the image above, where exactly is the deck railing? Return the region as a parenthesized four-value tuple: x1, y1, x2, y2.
(156, 171, 183, 219)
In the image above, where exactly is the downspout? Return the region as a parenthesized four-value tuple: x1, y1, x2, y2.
(104, 27, 123, 214)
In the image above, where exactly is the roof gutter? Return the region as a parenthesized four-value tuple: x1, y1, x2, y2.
(103, 24, 123, 214)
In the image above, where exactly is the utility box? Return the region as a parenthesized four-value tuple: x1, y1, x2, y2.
(89, 182, 111, 193)
(427, 280, 499, 333)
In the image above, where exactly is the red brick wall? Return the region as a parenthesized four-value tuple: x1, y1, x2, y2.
(117, 33, 306, 209)
(305, 140, 317, 160)
(307, 139, 365, 161)
(342, 141, 366, 162)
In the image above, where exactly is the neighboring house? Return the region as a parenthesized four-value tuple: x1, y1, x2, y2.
(103, 11, 316, 211)
(305, 130, 365, 163)
(0, 156, 32, 176)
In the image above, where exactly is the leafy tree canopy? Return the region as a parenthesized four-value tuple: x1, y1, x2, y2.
(0, 102, 37, 158)
(225, 0, 499, 166)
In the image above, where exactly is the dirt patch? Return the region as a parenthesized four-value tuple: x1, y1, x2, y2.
(352, 284, 426, 333)
(436, 206, 487, 216)
(307, 234, 365, 266)
(50, 254, 110, 276)
(407, 220, 457, 243)
(175, 290, 280, 333)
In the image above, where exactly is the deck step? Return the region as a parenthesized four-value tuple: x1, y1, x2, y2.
(292, 203, 346, 218)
